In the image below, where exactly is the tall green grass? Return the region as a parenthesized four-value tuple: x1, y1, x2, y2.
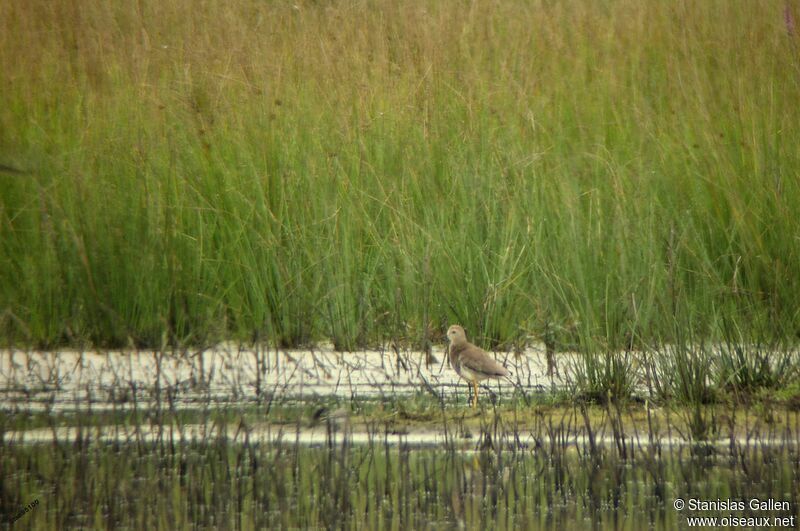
(1, 0, 799, 350)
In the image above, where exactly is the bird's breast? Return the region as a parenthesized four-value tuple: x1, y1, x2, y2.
(457, 364, 480, 381)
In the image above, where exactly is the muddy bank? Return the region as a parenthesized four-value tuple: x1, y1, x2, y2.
(0, 345, 563, 409)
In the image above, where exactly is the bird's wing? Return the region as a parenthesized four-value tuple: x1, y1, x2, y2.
(460, 345, 510, 377)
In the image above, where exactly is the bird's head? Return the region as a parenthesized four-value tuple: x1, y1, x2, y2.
(446, 325, 468, 346)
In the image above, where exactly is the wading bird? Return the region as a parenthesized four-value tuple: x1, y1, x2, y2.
(446, 325, 510, 408)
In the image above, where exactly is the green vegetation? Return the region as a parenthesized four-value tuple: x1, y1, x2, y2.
(3, 406, 799, 529)
(3, 3, 799, 527)
(1, 0, 799, 352)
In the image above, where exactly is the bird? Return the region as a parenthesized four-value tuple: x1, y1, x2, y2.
(446, 325, 510, 408)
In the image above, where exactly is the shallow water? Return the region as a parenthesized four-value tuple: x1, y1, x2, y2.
(3, 428, 798, 530)
(5, 421, 800, 450)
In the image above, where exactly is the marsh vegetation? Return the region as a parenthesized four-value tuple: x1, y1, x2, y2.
(2, 1, 800, 527)
(1, 0, 799, 354)
(3, 392, 800, 529)
(3, 345, 800, 528)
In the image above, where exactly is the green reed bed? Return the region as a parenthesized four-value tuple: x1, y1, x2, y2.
(1, 0, 799, 356)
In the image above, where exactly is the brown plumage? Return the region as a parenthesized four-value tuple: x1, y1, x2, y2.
(446, 325, 510, 408)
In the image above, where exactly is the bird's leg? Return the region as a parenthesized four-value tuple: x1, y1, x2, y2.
(468, 381, 476, 408)
(472, 381, 479, 408)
